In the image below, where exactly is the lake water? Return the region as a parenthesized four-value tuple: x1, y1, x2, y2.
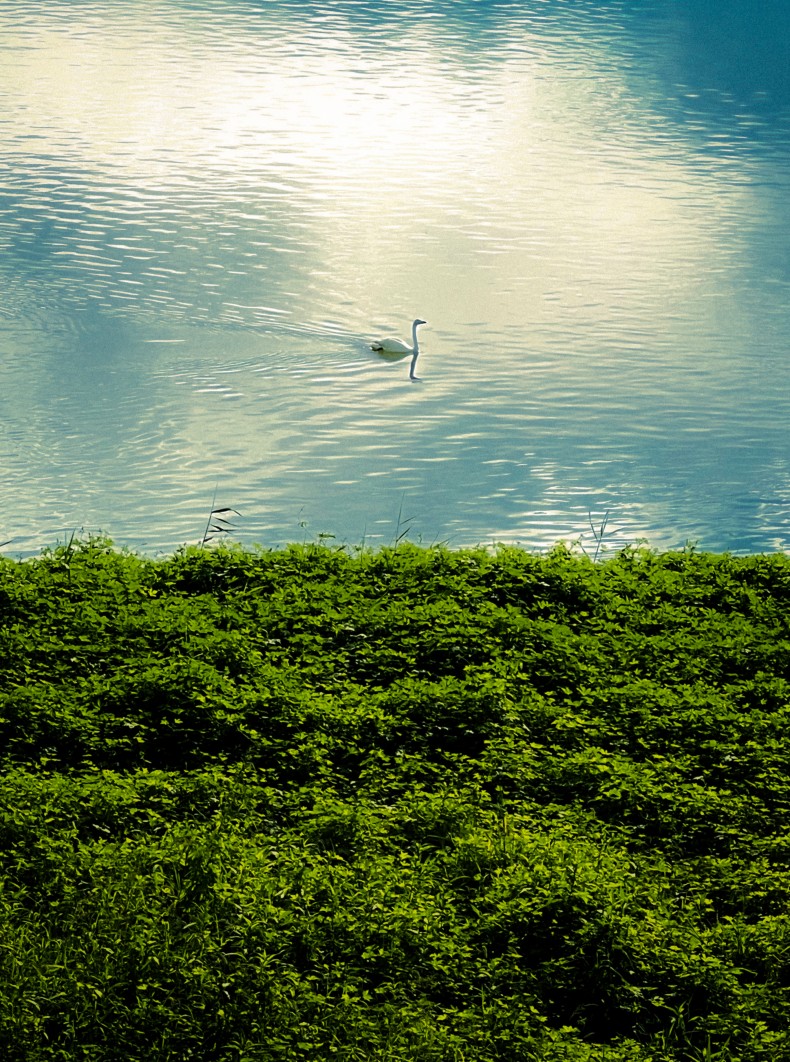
(2, 0, 790, 557)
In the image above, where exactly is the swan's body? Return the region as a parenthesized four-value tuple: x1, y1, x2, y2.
(372, 336, 413, 354)
(370, 318, 426, 380)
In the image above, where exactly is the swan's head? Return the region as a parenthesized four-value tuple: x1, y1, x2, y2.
(414, 319, 426, 327)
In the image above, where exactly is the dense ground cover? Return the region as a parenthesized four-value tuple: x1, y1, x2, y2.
(1, 538, 790, 1060)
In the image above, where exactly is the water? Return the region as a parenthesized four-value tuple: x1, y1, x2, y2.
(2, 0, 790, 556)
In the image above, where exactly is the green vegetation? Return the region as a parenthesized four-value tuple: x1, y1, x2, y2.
(1, 537, 790, 1060)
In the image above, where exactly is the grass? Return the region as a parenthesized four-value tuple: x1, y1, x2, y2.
(1, 536, 790, 1059)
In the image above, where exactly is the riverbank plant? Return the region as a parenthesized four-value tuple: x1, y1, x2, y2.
(1, 537, 789, 1060)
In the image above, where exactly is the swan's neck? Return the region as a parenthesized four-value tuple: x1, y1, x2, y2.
(411, 321, 420, 352)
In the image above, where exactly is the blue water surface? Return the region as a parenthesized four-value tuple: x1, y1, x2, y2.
(1, 0, 789, 555)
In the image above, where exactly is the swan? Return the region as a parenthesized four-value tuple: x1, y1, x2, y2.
(370, 318, 426, 380)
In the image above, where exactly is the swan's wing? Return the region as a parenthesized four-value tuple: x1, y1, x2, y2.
(374, 337, 411, 353)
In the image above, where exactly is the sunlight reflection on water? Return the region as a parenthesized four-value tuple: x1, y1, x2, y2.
(1, 0, 790, 555)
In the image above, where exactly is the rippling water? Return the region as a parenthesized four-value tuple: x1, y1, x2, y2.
(2, 0, 790, 555)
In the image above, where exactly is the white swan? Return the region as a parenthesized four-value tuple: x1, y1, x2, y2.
(370, 318, 426, 380)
